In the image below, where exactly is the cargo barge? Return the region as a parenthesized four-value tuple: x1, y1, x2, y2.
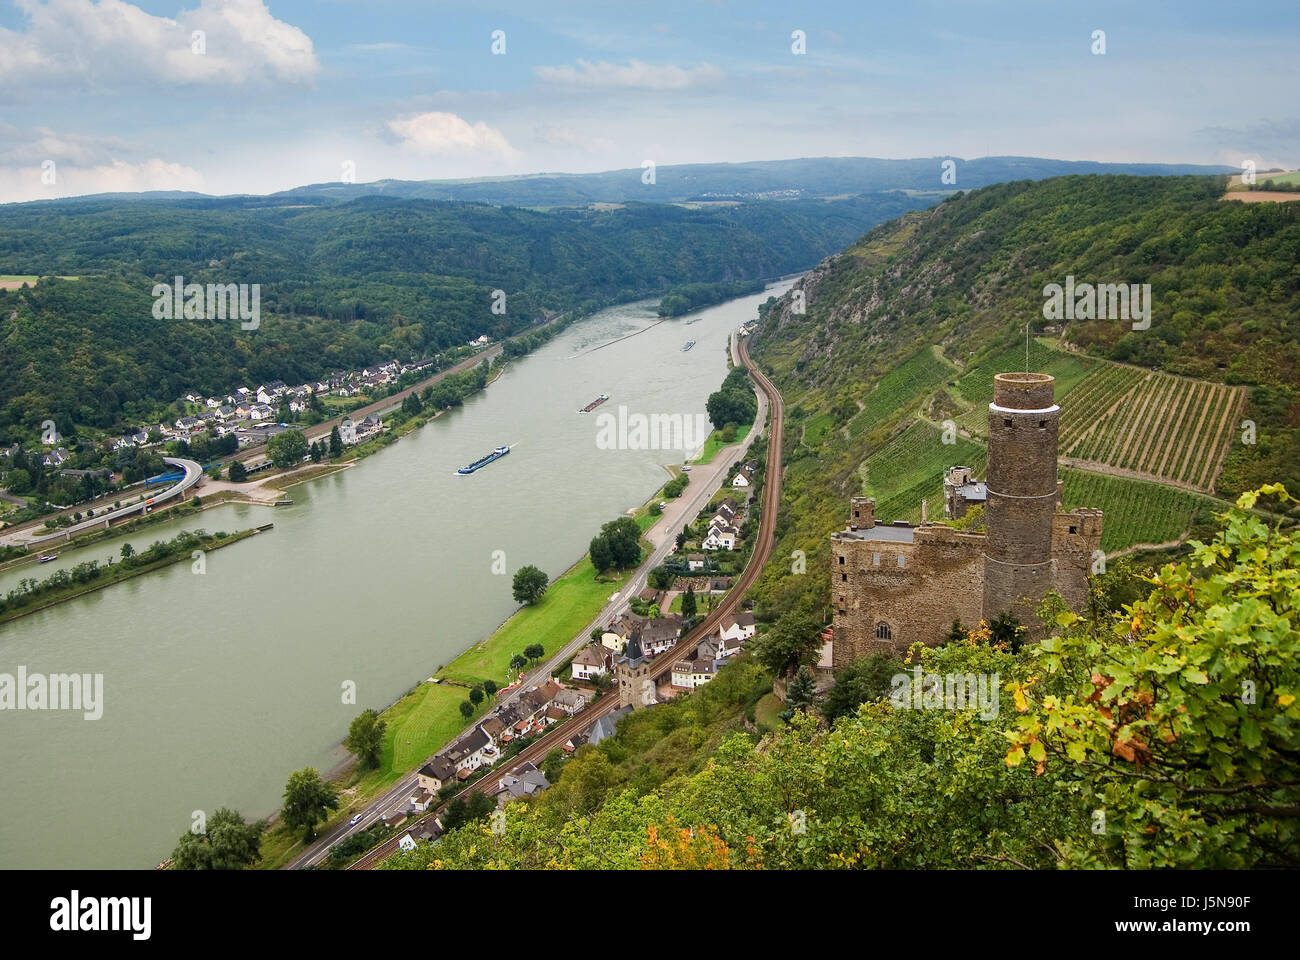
(579, 393, 610, 413)
(456, 445, 510, 475)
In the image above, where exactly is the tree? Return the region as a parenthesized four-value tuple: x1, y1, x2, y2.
(267, 429, 308, 469)
(344, 709, 386, 770)
(681, 585, 697, 619)
(120, 542, 135, 560)
(228, 460, 247, 482)
(483, 679, 497, 696)
(281, 768, 339, 842)
(459, 700, 474, 718)
(169, 807, 263, 870)
(588, 534, 613, 574)
(309, 440, 323, 463)
(509, 653, 527, 672)
(469, 686, 484, 705)
(524, 643, 545, 662)
(649, 502, 662, 517)
(648, 565, 674, 590)
(988, 610, 1024, 653)
(589, 516, 642, 573)
(512, 565, 549, 605)
(822, 653, 903, 723)
(753, 610, 822, 677)
(780, 666, 817, 723)
(328, 425, 343, 458)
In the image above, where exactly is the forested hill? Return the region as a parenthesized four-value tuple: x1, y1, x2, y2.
(0, 192, 924, 438)
(746, 174, 1298, 620)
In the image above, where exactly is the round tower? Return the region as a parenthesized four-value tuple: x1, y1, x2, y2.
(982, 372, 1059, 635)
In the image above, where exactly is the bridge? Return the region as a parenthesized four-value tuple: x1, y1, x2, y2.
(21, 457, 204, 548)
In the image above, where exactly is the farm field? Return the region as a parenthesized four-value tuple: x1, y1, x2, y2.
(1060, 370, 1243, 491)
(858, 419, 987, 523)
(1059, 467, 1224, 553)
(846, 345, 953, 439)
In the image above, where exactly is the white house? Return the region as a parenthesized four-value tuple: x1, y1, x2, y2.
(702, 525, 738, 551)
(339, 417, 357, 445)
(730, 467, 752, 487)
(719, 612, 756, 644)
(398, 833, 418, 851)
(671, 659, 694, 689)
(686, 553, 706, 572)
(552, 688, 588, 715)
(249, 404, 273, 421)
(571, 644, 610, 681)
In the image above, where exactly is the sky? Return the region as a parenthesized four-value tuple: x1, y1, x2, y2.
(0, 0, 1296, 203)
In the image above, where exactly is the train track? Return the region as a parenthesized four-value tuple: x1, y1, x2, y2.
(350, 332, 784, 869)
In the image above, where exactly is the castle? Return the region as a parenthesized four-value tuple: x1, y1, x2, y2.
(829, 372, 1103, 665)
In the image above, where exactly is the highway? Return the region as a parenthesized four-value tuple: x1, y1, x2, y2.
(339, 328, 784, 870)
(18, 456, 203, 548)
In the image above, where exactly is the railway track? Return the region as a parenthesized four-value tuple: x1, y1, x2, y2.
(350, 331, 784, 869)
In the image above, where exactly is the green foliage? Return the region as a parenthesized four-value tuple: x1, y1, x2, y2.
(169, 808, 263, 870)
(589, 516, 642, 574)
(681, 585, 697, 619)
(751, 609, 823, 677)
(511, 564, 549, 605)
(706, 367, 757, 431)
(228, 459, 247, 482)
(266, 429, 308, 468)
(344, 709, 386, 770)
(822, 653, 904, 723)
(779, 665, 816, 723)
(280, 768, 339, 842)
(658, 279, 765, 316)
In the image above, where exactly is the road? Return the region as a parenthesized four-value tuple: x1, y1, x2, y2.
(339, 328, 785, 870)
(17, 457, 203, 548)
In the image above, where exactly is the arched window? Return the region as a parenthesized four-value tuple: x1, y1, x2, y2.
(876, 622, 892, 640)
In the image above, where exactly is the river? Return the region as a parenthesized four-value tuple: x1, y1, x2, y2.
(0, 281, 791, 868)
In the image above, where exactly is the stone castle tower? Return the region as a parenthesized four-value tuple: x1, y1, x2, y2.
(982, 373, 1061, 636)
(615, 635, 655, 709)
(828, 369, 1103, 664)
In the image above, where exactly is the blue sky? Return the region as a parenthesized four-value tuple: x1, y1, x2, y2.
(0, 0, 1296, 201)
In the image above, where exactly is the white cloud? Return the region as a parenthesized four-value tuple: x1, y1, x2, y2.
(534, 59, 724, 91)
(0, 157, 204, 203)
(532, 124, 614, 153)
(386, 112, 517, 158)
(0, 0, 318, 95)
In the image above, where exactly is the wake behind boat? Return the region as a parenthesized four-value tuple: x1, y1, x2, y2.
(456, 444, 511, 475)
(681, 339, 697, 352)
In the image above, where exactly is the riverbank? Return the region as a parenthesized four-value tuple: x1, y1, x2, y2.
(0, 526, 268, 626)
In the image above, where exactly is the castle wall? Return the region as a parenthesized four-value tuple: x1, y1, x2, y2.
(831, 525, 984, 665)
(1051, 508, 1104, 610)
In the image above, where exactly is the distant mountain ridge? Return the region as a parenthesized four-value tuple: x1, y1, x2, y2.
(9, 156, 1235, 208)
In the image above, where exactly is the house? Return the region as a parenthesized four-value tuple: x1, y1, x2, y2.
(686, 553, 706, 572)
(217, 404, 235, 419)
(339, 417, 357, 445)
(601, 612, 643, 651)
(702, 525, 738, 551)
(636, 616, 682, 657)
(638, 587, 662, 606)
(235, 387, 252, 398)
(443, 726, 492, 773)
(416, 756, 458, 794)
(690, 658, 721, 687)
(552, 688, 587, 715)
(174, 416, 199, 432)
(256, 381, 287, 404)
(699, 635, 744, 662)
(42, 447, 71, 467)
(708, 578, 733, 593)
(586, 705, 634, 747)
(543, 704, 567, 725)
(571, 643, 611, 681)
(408, 787, 434, 813)
(479, 716, 506, 746)
(495, 762, 550, 804)
(289, 398, 309, 414)
(671, 659, 694, 689)
(249, 404, 273, 421)
(398, 834, 418, 852)
(731, 466, 753, 487)
(719, 612, 757, 644)
(356, 415, 382, 438)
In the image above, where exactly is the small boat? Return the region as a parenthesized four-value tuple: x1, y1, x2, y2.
(579, 393, 610, 414)
(457, 445, 510, 475)
(37, 555, 56, 563)
(681, 339, 697, 352)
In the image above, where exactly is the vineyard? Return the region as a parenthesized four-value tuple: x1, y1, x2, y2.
(858, 420, 987, 523)
(1059, 369, 1244, 491)
(1059, 468, 1224, 553)
(846, 345, 953, 439)
(953, 338, 1096, 437)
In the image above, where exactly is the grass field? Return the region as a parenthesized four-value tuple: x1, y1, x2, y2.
(693, 424, 750, 464)
(802, 412, 834, 447)
(439, 554, 627, 687)
(1060, 467, 1225, 552)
